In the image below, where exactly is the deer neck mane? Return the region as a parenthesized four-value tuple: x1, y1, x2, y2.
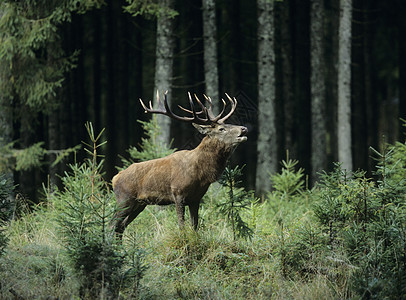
(193, 136, 235, 183)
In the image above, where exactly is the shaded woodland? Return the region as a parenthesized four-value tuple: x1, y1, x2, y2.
(1, 0, 406, 200)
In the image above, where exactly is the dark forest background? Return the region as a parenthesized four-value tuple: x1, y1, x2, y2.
(1, 0, 406, 201)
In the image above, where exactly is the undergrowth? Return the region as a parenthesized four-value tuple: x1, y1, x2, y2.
(0, 119, 405, 299)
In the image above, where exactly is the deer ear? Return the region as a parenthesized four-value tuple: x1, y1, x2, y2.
(192, 123, 213, 135)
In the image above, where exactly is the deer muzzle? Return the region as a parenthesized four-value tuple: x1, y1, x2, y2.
(238, 126, 248, 142)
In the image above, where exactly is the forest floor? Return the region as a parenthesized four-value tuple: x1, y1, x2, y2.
(0, 183, 350, 299)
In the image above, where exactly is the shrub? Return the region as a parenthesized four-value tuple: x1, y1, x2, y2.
(217, 165, 254, 241)
(50, 123, 124, 298)
(0, 174, 12, 256)
(311, 142, 406, 298)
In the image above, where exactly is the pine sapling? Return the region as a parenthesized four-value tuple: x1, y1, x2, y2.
(217, 165, 253, 241)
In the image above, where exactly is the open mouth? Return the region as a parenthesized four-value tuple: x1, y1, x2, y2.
(237, 127, 248, 142)
(238, 136, 248, 142)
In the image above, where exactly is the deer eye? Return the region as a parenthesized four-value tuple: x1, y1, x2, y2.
(219, 127, 226, 132)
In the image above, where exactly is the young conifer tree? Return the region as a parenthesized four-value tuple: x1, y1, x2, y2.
(51, 123, 123, 298)
(217, 165, 254, 241)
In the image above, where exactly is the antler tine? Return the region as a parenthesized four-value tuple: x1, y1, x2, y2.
(217, 93, 237, 124)
(186, 93, 210, 124)
(177, 105, 205, 115)
(140, 90, 164, 113)
(179, 95, 209, 117)
(139, 91, 195, 122)
(187, 92, 199, 119)
(202, 94, 229, 123)
(194, 94, 210, 119)
(203, 94, 215, 120)
(162, 91, 200, 122)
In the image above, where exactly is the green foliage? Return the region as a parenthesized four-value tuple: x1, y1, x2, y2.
(121, 233, 149, 298)
(0, 174, 13, 256)
(1, 242, 73, 299)
(124, 0, 179, 19)
(0, 0, 103, 110)
(14, 142, 46, 171)
(266, 154, 310, 227)
(310, 143, 406, 298)
(270, 152, 305, 201)
(50, 123, 124, 298)
(217, 165, 254, 241)
(0, 0, 95, 176)
(0, 139, 80, 173)
(0, 174, 13, 222)
(119, 116, 175, 169)
(275, 219, 330, 279)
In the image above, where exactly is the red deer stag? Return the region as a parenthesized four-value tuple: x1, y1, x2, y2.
(112, 91, 248, 235)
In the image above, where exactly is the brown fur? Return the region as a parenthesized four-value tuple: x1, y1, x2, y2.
(112, 123, 247, 235)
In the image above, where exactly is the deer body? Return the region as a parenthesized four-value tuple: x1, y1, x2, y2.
(113, 93, 247, 235)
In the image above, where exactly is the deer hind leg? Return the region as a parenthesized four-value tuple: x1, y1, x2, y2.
(114, 201, 146, 236)
(175, 202, 186, 228)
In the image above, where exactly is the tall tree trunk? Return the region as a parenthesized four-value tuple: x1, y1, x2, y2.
(337, 0, 353, 172)
(310, 0, 327, 183)
(154, 0, 175, 145)
(202, 0, 219, 112)
(256, 0, 277, 196)
(280, 0, 295, 159)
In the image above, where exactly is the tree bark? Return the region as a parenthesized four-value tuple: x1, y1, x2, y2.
(202, 0, 219, 112)
(337, 0, 353, 172)
(154, 0, 175, 146)
(256, 0, 277, 195)
(280, 0, 295, 159)
(310, 0, 327, 183)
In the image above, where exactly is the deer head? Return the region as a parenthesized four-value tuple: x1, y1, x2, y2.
(140, 91, 248, 148)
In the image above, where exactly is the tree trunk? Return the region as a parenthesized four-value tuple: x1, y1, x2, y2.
(256, 0, 277, 196)
(202, 0, 219, 112)
(310, 0, 327, 183)
(154, 0, 175, 146)
(280, 0, 295, 159)
(337, 0, 353, 172)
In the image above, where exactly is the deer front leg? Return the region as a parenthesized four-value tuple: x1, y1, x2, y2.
(188, 202, 200, 230)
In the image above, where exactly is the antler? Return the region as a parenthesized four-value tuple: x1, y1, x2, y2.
(139, 91, 238, 125)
